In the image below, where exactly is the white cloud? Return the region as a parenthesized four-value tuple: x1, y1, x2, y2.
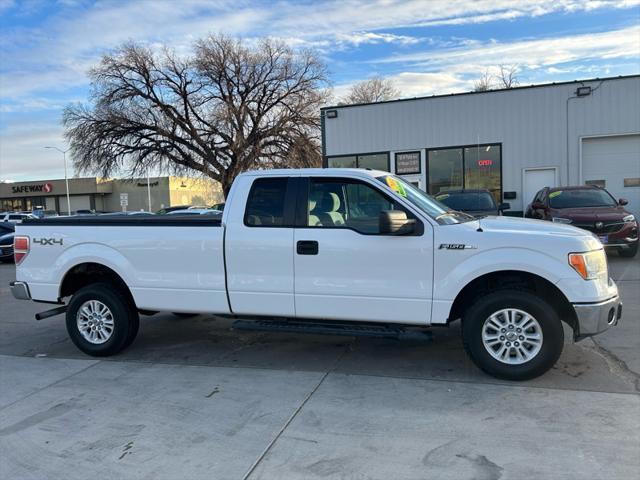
(335, 32, 421, 47)
(374, 25, 640, 69)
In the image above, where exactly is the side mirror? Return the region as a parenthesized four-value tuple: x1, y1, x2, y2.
(379, 210, 416, 235)
(499, 202, 511, 211)
(618, 198, 629, 206)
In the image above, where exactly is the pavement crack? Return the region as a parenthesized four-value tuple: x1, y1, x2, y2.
(241, 345, 350, 480)
(586, 338, 640, 393)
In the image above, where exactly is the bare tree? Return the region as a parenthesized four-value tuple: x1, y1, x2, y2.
(63, 35, 330, 197)
(342, 76, 400, 104)
(473, 70, 493, 92)
(497, 64, 519, 88)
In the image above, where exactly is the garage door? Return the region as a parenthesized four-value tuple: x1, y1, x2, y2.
(582, 135, 640, 217)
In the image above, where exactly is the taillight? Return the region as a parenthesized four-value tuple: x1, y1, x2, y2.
(14, 236, 29, 265)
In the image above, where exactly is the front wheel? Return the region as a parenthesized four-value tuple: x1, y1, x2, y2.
(66, 283, 139, 356)
(462, 290, 564, 381)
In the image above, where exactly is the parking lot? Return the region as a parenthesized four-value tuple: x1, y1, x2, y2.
(0, 256, 638, 480)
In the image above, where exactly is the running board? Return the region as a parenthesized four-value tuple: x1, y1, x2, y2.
(232, 319, 433, 341)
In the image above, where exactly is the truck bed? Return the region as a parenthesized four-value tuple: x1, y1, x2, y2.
(16, 215, 228, 313)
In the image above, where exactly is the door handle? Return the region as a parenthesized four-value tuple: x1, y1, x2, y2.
(297, 240, 319, 255)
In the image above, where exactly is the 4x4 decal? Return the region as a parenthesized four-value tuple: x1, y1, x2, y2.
(33, 238, 63, 246)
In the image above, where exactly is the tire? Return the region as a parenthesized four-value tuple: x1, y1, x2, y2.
(66, 283, 139, 356)
(619, 244, 638, 258)
(172, 312, 199, 318)
(462, 290, 564, 381)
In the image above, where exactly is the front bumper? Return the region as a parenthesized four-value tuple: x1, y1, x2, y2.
(573, 295, 622, 340)
(10, 281, 31, 300)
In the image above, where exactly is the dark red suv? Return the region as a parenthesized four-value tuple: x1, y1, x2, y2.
(525, 185, 638, 257)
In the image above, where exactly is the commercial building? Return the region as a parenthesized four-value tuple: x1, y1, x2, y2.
(321, 75, 640, 216)
(0, 176, 223, 214)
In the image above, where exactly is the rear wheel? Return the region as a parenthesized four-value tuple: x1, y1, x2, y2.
(618, 244, 638, 258)
(66, 283, 139, 356)
(462, 290, 564, 381)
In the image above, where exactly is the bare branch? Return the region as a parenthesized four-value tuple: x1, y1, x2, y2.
(64, 35, 330, 197)
(342, 76, 400, 104)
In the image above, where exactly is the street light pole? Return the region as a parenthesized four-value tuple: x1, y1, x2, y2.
(44, 146, 71, 215)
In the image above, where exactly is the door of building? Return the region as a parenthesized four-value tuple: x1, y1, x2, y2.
(582, 134, 640, 218)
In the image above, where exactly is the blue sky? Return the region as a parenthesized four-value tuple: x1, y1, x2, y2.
(1, 0, 639, 181)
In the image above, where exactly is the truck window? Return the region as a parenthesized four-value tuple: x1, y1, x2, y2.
(244, 177, 289, 227)
(307, 179, 407, 234)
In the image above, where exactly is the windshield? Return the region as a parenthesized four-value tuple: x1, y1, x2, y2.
(549, 189, 617, 208)
(376, 175, 473, 224)
(435, 191, 496, 211)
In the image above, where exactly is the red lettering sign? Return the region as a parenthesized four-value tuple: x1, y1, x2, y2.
(478, 159, 493, 167)
(43, 182, 53, 193)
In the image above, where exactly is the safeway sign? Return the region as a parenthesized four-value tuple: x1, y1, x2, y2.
(11, 182, 54, 194)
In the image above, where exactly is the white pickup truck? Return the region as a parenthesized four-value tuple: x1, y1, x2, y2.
(11, 168, 622, 380)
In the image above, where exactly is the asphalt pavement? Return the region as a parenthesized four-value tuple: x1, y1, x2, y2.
(0, 255, 638, 479)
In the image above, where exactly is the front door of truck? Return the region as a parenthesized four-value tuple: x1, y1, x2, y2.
(225, 175, 297, 317)
(293, 177, 433, 324)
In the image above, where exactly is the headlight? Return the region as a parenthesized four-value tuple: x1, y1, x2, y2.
(552, 217, 572, 224)
(623, 214, 635, 223)
(569, 250, 608, 280)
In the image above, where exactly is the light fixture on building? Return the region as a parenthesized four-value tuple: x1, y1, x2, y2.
(326, 110, 338, 119)
(576, 86, 592, 97)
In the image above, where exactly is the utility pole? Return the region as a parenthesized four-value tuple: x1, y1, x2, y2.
(44, 146, 71, 215)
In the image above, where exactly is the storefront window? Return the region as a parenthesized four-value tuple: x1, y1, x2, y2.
(427, 144, 501, 201)
(464, 145, 502, 203)
(357, 153, 388, 171)
(327, 156, 357, 168)
(327, 153, 389, 171)
(428, 148, 463, 196)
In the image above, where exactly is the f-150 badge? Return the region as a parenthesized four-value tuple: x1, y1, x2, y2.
(439, 244, 477, 250)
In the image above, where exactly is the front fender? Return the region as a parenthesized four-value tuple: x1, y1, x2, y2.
(431, 247, 574, 324)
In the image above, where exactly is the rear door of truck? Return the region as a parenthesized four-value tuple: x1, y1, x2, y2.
(224, 174, 298, 316)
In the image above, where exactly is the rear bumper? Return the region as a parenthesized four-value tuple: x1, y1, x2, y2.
(0, 243, 13, 259)
(573, 295, 622, 340)
(9, 281, 31, 300)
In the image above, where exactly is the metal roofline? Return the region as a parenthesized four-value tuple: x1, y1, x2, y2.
(321, 74, 640, 111)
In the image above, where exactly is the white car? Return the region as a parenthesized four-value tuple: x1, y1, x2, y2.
(10, 168, 621, 380)
(166, 208, 221, 215)
(1, 212, 36, 224)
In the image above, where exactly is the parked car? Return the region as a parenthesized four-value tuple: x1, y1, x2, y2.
(31, 210, 59, 219)
(99, 211, 155, 217)
(434, 189, 510, 217)
(11, 168, 621, 381)
(166, 208, 221, 215)
(156, 205, 192, 214)
(1, 212, 36, 224)
(210, 202, 225, 211)
(0, 223, 15, 263)
(525, 185, 638, 258)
